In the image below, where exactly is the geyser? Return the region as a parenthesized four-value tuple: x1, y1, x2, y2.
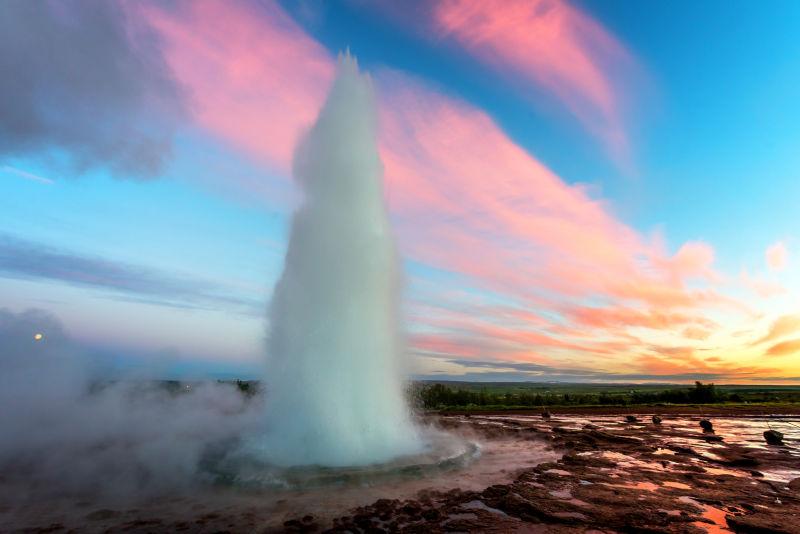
(258, 53, 422, 466)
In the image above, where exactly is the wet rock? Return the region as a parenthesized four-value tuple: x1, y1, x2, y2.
(764, 429, 784, 445)
(699, 419, 714, 432)
(625, 415, 638, 423)
(788, 478, 800, 492)
(586, 429, 642, 444)
(33, 523, 64, 533)
(399, 501, 422, 517)
(651, 415, 662, 424)
(727, 511, 800, 534)
(541, 410, 551, 420)
(421, 508, 442, 521)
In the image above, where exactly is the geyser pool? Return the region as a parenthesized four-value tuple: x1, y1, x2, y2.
(252, 52, 424, 467)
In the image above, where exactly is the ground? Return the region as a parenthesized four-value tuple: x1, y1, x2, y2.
(318, 411, 800, 534)
(5, 409, 800, 533)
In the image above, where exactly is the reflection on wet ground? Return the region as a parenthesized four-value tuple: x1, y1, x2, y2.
(1, 433, 557, 533)
(322, 412, 800, 533)
(3, 412, 800, 532)
(411, 412, 799, 533)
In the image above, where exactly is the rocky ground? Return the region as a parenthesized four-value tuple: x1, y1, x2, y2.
(7, 412, 800, 533)
(313, 414, 800, 534)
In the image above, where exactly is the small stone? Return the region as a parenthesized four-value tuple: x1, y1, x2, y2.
(699, 419, 713, 432)
(625, 415, 638, 423)
(763, 429, 784, 445)
(652, 415, 662, 424)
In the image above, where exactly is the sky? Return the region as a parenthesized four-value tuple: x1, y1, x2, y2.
(1, 0, 799, 383)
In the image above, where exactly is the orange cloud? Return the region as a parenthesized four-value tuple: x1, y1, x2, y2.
(683, 326, 712, 340)
(755, 314, 800, 345)
(766, 338, 800, 357)
(566, 304, 715, 331)
(141, 0, 762, 380)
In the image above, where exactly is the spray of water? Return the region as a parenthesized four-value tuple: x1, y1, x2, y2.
(257, 52, 422, 466)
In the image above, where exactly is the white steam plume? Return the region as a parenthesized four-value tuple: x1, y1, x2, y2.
(258, 52, 422, 466)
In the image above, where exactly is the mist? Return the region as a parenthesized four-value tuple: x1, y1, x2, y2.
(0, 308, 261, 500)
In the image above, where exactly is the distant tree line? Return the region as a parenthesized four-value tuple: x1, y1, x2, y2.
(415, 381, 746, 409)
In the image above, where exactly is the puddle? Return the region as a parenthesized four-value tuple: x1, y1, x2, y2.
(678, 496, 732, 533)
(653, 448, 676, 456)
(461, 500, 508, 516)
(544, 469, 572, 476)
(703, 466, 745, 477)
(662, 481, 692, 490)
(549, 489, 572, 499)
(601, 481, 660, 492)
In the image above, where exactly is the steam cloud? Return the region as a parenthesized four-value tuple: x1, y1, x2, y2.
(0, 308, 261, 499)
(0, 52, 426, 503)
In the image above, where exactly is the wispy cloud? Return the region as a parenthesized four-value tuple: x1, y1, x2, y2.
(1, 165, 54, 185)
(141, 0, 333, 178)
(142, 1, 779, 381)
(766, 339, 800, 357)
(754, 314, 800, 345)
(740, 269, 786, 298)
(376, 0, 641, 167)
(418, 357, 746, 383)
(0, 233, 262, 314)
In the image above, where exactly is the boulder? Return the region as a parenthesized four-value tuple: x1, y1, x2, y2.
(699, 419, 713, 432)
(652, 415, 662, 425)
(625, 415, 638, 423)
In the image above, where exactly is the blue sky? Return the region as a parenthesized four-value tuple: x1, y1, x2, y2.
(1, 0, 798, 381)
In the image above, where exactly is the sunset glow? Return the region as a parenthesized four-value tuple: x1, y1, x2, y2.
(2, 0, 799, 383)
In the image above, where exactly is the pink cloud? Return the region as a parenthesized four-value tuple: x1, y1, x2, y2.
(379, 0, 640, 166)
(740, 269, 786, 299)
(660, 241, 717, 283)
(766, 241, 788, 271)
(141, 0, 333, 176)
(140, 0, 758, 378)
(378, 72, 730, 316)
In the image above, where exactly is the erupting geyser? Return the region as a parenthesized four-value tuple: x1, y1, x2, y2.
(258, 52, 423, 467)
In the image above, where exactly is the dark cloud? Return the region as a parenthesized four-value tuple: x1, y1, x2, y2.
(0, 233, 262, 314)
(419, 356, 732, 383)
(0, 0, 184, 178)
